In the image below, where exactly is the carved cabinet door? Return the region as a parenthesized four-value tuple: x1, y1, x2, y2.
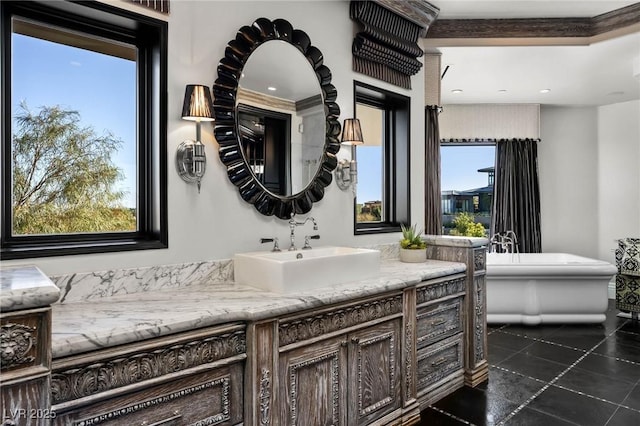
(347, 319, 402, 426)
(278, 335, 348, 426)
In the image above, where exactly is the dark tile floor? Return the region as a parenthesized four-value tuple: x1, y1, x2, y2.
(418, 301, 640, 425)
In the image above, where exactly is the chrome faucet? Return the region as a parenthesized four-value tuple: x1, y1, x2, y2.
(288, 213, 318, 251)
(489, 231, 519, 253)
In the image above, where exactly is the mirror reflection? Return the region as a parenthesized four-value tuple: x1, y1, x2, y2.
(237, 40, 325, 196)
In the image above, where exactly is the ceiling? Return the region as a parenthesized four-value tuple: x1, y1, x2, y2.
(425, 0, 640, 106)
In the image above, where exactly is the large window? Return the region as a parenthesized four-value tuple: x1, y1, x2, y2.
(354, 81, 410, 234)
(1, 1, 168, 259)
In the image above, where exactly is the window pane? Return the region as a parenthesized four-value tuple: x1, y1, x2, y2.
(356, 104, 384, 223)
(11, 19, 137, 236)
(441, 145, 495, 235)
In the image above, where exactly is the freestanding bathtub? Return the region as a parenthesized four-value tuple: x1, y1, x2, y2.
(486, 253, 617, 325)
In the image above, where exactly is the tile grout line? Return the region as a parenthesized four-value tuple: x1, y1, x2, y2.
(428, 406, 475, 425)
(496, 319, 630, 425)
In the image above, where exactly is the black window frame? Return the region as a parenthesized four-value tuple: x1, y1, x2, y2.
(353, 81, 410, 235)
(1, 0, 168, 260)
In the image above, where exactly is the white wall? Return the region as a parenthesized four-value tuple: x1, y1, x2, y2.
(597, 100, 640, 263)
(2, 1, 425, 276)
(539, 106, 600, 258)
(539, 100, 640, 261)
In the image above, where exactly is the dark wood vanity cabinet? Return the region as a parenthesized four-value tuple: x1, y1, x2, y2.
(1, 307, 53, 426)
(272, 292, 405, 426)
(52, 364, 244, 426)
(50, 324, 246, 426)
(278, 319, 402, 426)
(29, 270, 485, 426)
(415, 275, 467, 407)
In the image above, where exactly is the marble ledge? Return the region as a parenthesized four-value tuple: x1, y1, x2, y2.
(1, 265, 61, 312)
(424, 235, 489, 248)
(51, 259, 465, 359)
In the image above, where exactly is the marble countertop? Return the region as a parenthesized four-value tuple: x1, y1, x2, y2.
(51, 259, 466, 359)
(1, 265, 61, 312)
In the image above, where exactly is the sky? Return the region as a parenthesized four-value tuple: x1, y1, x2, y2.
(12, 33, 137, 208)
(440, 145, 495, 191)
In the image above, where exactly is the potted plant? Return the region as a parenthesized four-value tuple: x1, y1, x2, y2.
(399, 223, 427, 263)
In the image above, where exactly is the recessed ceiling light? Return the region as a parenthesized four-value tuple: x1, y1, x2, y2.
(539, 89, 551, 94)
(451, 89, 463, 94)
(498, 89, 507, 93)
(267, 86, 277, 91)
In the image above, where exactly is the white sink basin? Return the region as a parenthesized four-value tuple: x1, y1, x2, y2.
(233, 246, 380, 293)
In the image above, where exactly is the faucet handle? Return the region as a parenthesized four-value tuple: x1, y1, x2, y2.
(302, 235, 320, 250)
(260, 237, 281, 252)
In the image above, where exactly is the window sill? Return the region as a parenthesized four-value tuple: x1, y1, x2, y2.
(355, 224, 402, 236)
(1, 239, 167, 260)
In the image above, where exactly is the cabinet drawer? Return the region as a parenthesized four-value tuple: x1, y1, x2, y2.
(53, 363, 243, 426)
(416, 297, 463, 349)
(416, 334, 463, 393)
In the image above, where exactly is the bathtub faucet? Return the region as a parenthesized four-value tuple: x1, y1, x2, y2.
(490, 231, 519, 253)
(504, 230, 519, 253)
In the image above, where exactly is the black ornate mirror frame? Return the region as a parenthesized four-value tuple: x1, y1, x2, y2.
(213, 18, 341, 220)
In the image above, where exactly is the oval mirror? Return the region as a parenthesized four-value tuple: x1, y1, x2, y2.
(213, 18, 341, 220)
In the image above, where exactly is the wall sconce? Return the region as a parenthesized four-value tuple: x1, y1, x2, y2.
(177, 84, 214, 193)
(335, 118, 364, 192)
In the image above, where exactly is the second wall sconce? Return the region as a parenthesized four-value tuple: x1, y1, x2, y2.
(177, 84, 214, 193)
(335, 118, 364, 192)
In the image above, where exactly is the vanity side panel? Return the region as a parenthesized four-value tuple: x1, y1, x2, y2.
(1, 307, 52, 426)
(1, 375, 52, 426)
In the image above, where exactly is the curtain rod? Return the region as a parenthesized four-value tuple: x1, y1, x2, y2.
(440, 138, 541, 144)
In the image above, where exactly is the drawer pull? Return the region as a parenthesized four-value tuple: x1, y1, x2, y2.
(351, 337, 360, 345)
(340, 340, 348, 347)
(431, 357, 448, 367)
(431, 318, 446, 326)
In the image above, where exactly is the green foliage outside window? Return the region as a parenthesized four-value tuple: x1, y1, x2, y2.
(12, 103, 136, 235)
(449, 212, 486, 238)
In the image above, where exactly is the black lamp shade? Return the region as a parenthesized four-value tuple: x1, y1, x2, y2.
(182, 84, 214, 121)
(341, 118, 364, 145)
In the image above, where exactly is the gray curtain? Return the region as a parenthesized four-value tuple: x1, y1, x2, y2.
(425, 105, 442, 235)
(491, 138, 542, 253)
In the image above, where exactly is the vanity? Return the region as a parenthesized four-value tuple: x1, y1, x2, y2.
(1, 238, 487, 425)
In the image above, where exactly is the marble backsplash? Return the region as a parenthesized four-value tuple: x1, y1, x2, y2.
(51, 259, 234, 304)
(49, 243, 400, 304)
